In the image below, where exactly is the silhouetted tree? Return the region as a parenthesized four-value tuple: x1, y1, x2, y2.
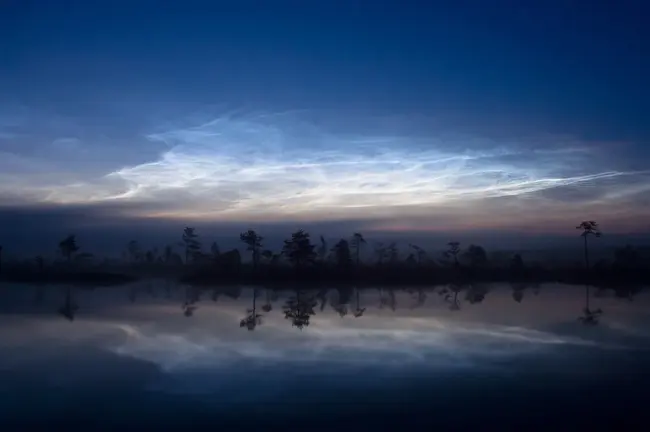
(406, 253, 417, 266)
(219, 249, 242, 273)
(127, 240, 142, 263)
(282, 230, 316, 270)
(58, 235, 80, 262)
(576, 221, 601, 269)
(260, 249, 281, 267)
(444, 242, 461, 266)
(163, 246, 183, 265)
(463, 244, 488, 267)
(332, 239, 353, 270)
(350, 233, 366, 266)
(0, 245, 3, 274)
(317, 235, 328, 262)
(182, 227, 201, 264)
(210, 241, 220, 259)
(387, 242, 399, 264)
(373, 242, 388, 265)
(240, 230, 263, 271)
(240, 288, 263, 330)
(510, 253, 525, 275)
(409, 244, 427, 265)
(576, 221, 602, 321)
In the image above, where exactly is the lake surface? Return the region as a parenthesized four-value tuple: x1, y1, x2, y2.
(1, 281, 649, 429)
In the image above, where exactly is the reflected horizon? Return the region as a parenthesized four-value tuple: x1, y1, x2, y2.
(1, 281, 649, 428)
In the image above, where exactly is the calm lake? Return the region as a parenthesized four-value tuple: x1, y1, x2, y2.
(1, 282, 649, 429)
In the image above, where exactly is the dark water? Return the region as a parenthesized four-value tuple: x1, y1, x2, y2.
(1, 282, 649, 430)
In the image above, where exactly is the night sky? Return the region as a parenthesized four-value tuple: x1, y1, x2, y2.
(1, 1, 649, 254)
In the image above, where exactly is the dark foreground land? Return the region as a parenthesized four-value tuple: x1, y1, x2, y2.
(0, 260, 648, 294)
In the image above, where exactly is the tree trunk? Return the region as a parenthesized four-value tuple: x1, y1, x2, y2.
(583, 235, 589, 269)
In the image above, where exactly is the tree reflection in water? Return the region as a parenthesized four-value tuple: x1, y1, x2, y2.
(182, 285, 201, 317)
(406, 288, 427, 309)
(283, 290, 317, 330)
(58, 286, 79, 321)
(240, 288, 263, 330)
(353, 288, 366, 317)
(465, 284, 489, 304)
(511, 283, 528, 303)
(331, 287, 353, 318)
(25, 283, 625, 330)
(440, 284, 462, 311)
(261, 289, 271, 312)
(378, 288, 396, 311)
(579, 285, 603, 325)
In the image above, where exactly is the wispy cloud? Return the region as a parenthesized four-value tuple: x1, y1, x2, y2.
(108, 318, 596, 372)
(1, 110, 648, 231)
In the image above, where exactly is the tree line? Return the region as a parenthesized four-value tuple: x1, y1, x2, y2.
(1, 220, 649, 286)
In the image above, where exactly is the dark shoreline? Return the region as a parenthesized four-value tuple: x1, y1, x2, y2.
(1, 264, 647, 290)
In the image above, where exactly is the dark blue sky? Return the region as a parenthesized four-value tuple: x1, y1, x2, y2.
(1, 0, 649, 253)
(3, 1, 647, 133)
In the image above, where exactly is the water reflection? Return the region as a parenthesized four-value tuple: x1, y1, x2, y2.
(465, 283, 489, 304)
(283, 289, 317, 329)
(182, 285, 201, 317)
(1, 281, 648, 336)
(580, 285, 603, 325)
(240, 288, 263, 330)
(58, 287, 78, 321)
(1, 281, 649, 428)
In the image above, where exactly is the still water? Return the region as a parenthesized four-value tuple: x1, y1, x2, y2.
(1, 282, 649, 429)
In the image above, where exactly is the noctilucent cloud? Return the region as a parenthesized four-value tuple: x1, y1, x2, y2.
(1, 1, 649, 237)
